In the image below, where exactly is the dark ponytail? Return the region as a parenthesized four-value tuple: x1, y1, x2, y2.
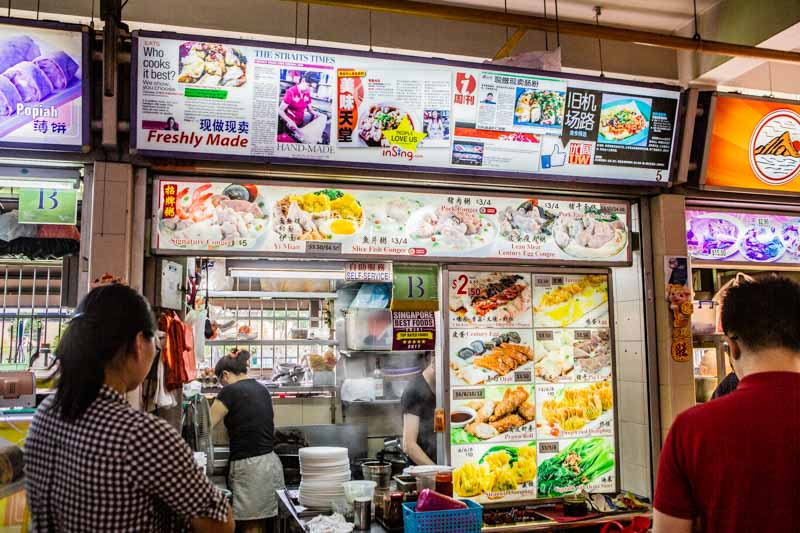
(52, 284, 155, 422)
(214, 349, 250, 378)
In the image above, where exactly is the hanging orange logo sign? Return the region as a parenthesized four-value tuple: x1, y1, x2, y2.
(705, 96, 800, 192)
(748, 109, 800, 186)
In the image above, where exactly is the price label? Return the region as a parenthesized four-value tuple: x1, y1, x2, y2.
(453, 388, 485, 401)
(306, 241, 342, 254)
(539, 441, 560, 453)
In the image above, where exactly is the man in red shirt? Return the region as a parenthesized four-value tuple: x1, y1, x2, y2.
(654, 275, 800, 533)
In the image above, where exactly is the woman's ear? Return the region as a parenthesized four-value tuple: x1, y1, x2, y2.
(728, 338, 741, 362)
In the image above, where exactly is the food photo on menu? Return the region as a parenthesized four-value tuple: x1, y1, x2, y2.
(498, 200, 557, 243)
(277, 69, 333, 146)
(513, 88, 567, 130)
(536, 436, 616, 497)
(551, 207, 628, 259)
(449, 329, 534, 386)
(536, 380, 614, 438)
(177, 41, 247, 87)
(534, 329, 612, 384)
(0, 32, 81, 136)
(597, 94, 652, 146)
(158, 182, 268, 249)
(451, 441, 538, 502)
(407, 203, 496, 253)
(532, 274, 610, 329)
(451, 385, 536, 444)
(449, 272, 533, 328)
(271, 188, 363, 242)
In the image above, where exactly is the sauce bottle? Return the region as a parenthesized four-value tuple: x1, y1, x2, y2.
(435, 472, 453, 498)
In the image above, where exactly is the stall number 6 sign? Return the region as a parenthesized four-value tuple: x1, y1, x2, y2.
(18, 188, 78, 225)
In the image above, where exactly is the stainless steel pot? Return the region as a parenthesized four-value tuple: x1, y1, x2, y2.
(361, 461, 392, 489)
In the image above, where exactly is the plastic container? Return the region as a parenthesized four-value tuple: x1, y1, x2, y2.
(345, 308, 392, 351)
(415, 472, 437, 493)
(343, 480, 377, 506)
(312, 370, 335, 387)
(692, 300, 717, 335)
(361, 461, 392, 489)
(402, 500, 482, 533)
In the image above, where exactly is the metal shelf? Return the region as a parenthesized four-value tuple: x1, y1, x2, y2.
(208, 291, 337, 299)
(206, 339, 338, 346)
(342, 399, 401, 405)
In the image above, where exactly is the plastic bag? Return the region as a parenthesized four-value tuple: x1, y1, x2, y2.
(0, 211, 37, 242)
(340, 378, 376, 402)
(351, 283, 392, 309)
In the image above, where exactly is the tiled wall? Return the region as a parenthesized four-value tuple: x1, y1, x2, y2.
(612, 203, 653, 498)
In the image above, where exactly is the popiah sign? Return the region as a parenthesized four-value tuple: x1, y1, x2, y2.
(0, 19, 89, 152)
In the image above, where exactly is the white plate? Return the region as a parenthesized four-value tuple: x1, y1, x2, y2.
(302, 470, 350, 482)
(301, 478, 351, 485)
(300, 459, 350, 467)
(299, 447, 349, 459)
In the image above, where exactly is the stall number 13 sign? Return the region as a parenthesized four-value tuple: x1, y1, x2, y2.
(18, 188, 78, 225)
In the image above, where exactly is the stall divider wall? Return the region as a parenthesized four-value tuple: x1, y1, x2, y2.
(609, 204, 654, 497)
(649, 194, 694, 444)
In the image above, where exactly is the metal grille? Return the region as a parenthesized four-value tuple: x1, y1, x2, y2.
(0, 260, 71, 367)
(203, 274, 334, 377)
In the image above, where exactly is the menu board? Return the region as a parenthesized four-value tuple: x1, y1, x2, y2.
(132, 31, 680, 185)
(448, 271, 616, 503)
(0, 19, 88, 151)
(153, 179, 630, 265)
(687, 208, 800, 266)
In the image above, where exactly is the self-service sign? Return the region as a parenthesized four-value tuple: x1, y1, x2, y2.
(18, 188, 78, 225)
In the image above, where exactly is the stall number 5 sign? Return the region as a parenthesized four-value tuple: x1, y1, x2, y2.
(391, 265, 439, 312)
(18, 188, 78, 225)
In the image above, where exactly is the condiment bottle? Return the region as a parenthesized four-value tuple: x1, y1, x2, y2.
(434, 408, 445, 432)
(386, 492, 404, 528)
(435, 472, 453, 498)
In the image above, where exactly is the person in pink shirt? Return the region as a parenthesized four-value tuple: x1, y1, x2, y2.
(278, 72, 321, 143)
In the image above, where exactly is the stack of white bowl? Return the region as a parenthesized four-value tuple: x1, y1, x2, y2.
(298, 447, 351, 510)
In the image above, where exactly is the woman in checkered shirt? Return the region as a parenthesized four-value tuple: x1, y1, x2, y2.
(24, 284, 234, 532)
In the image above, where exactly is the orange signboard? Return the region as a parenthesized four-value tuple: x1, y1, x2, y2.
(704, 95, 800, 192)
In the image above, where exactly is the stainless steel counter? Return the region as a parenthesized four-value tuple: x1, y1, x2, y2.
(276, 489, 388, 533)
(276, 488, 650, 533)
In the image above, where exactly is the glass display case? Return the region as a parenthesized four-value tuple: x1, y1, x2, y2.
(692, 335, 731, 403)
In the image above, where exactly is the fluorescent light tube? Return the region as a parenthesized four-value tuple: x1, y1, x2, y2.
(230, 269, 345, 280)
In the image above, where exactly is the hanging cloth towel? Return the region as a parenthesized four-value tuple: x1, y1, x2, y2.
(185, 308, 208, 367)
(182, 321, 197, 382)
(155, 357, 176, 409)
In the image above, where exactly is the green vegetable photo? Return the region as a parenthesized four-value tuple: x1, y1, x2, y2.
(537, 438, 615, 498)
